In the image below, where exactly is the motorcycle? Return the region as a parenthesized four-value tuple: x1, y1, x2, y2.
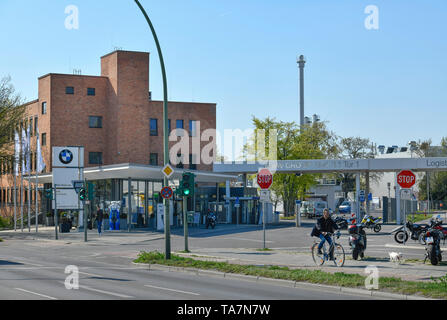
(361, 214, 382, 232)
(391, 221, 429, 244)
(334, 216, 348, 229)
(423, 226, 443, 265)
(205, 211, 217, 229)
(348, 223, 367, 260)
(420, 217, 447, 245)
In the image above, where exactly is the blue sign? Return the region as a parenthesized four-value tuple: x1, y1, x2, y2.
(360, 195, 365, 202)
(368, 193, 372, 201)
(295, 200, 302, 205)
(235, 197, 239, 205)
(59, 149, 73, 165)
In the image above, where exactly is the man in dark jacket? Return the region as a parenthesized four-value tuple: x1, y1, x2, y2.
(96, 204, 104, 236)
(311, 208, 339, 257)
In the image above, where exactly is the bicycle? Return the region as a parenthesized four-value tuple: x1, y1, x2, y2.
(311, 231, 345, 267)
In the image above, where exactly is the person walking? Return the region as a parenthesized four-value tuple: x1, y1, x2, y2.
(96, 204, 104, 236)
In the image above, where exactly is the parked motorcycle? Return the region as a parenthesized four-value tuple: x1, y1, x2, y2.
(205, 211, 217, 229)
(348, 223, 367, 260)
(391, 221, 429, 244)
(422, 226, 443, 265)
(334, 216, 348, 229)
(420, 217, 447, 245)
(361, 214, 382, 232)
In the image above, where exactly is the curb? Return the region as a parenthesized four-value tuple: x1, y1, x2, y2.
(131, 262, 434, 300)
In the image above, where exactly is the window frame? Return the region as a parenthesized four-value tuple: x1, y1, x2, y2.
(89, 152, 103, 165)
(89, 116, 103, 129)
(150, 118, 158, 136)
(87, 88, 96, 96)
(65, 86, 74, 95)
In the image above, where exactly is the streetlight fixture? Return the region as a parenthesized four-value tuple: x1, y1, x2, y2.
(134, 0, 171, 259)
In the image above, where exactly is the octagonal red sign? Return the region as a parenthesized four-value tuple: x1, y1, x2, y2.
(257, 168, 273, 190)
(397, 170, 416, 189)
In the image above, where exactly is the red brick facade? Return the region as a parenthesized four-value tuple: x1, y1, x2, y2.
(0, 50, 216, 217)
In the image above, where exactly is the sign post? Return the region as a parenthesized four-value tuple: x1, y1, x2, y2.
(295, 200, 301, 227)
(257, 169, 273, 249)
(397, 170, 416, 243)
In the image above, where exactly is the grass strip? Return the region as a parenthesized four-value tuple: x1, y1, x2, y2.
(134, 251, 447, 299)
(407, 214, 433, 223)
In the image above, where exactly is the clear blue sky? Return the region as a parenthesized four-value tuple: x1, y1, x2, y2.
(1, 0, 446, 153)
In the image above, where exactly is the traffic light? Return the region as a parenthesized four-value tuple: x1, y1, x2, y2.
(44, 188, 53, 200)
(87, 182, 95, 201)
(79, 187, 86, 201)
(180, 172, 195, 197)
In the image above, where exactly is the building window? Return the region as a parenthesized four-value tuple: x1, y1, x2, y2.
(41, 133, 47, 146)
(29, 118, 33, 137)
(150, 119, 158, 136)
(89, 116, 103, 128)
(176, 153, 184, 169)
(189, 154, 197, 170)
(176, 120, 184, 137)
(87, 88, 96, 96)
(89, 152, 103, 165)
(66, 87, 74, 95)
(34, 117, 38, 135)
(42, 102, 47, 115)
(189, 120, 198, 137)
(168, 119, 171, 134)
(150, 153, 158, 166)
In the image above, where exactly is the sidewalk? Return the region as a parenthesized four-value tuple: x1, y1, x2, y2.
(174, 247, 447, 282)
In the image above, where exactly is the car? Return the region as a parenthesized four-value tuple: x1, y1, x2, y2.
(312, 201, 328, 218)
(338, 201, 352, 214)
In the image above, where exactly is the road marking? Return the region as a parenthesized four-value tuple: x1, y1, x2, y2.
(221, 237, 274, 243)
(58, 282, 134, 298)
(78, 271, 103, 278)
(385, 243, 447, 250)
(15, 288, 57, 300)
(80, 285, 134, 298)
(144, 284, 200, 296)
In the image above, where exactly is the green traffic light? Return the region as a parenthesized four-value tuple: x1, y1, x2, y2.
(183, 189, 190, 196)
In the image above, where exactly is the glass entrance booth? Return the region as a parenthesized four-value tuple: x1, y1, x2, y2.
(60, 179, 261, 230)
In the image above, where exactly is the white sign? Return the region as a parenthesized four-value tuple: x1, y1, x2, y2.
(260, 190, 271, 203)
(52, 147, 84, 210)
(400, 189, 413, 200)
(53, 147, 84, 168)
(157, 204, 165, 231)
(53, 167, 81, 209)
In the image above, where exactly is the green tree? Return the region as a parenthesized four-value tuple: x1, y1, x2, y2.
(244, 117, 338, 215)
(0, 76, 25, 162)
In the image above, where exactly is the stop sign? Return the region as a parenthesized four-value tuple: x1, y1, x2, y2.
(397, 170, 416, 188)
(257, 168, 273, 190)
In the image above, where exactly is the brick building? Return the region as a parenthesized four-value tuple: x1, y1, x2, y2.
(0, 50, 232, 225)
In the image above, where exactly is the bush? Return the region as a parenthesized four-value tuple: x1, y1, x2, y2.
(0, 216, 13, 229)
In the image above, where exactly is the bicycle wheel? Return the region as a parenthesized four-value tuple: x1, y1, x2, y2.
(312, 243, 325, 266)
(333, 243, 345, 267)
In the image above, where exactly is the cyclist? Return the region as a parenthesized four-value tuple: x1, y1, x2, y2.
(311, 208, 339, 259)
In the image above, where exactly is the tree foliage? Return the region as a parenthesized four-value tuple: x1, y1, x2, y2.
(244, 117, 338, 215)
(0, 76, 25, 161)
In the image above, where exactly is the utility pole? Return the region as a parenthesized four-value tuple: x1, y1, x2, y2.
(135, 0, 171, 259)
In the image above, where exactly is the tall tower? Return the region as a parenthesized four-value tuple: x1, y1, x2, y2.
(297, 55, 306, 126)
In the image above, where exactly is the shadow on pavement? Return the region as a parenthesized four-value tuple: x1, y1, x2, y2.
(0, 260, 24, 266)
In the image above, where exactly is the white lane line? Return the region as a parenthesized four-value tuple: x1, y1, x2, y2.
(15, 288, 57, 300)
(78, 271, 103, 278)
(80, 285, 134, 299)
(384, 244, 447, 250)
(58, 282, 134, 299)
(221, 237, 274, 243)
(144, 284, 200, 296)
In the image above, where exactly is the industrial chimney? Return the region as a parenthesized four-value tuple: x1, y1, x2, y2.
(297, 55, 306, 127)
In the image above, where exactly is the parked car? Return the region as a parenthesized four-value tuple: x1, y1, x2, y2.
(312, 201, 328, 218)
(300, 201, 312, 216)
(338, 201, 352, 214)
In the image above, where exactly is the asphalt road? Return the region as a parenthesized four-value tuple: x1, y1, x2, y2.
(0, 236, 380, 300)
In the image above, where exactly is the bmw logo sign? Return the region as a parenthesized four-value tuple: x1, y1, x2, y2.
(59, 149, 74, 165)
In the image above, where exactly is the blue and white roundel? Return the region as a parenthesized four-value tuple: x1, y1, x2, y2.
(59, 149, 74, 165)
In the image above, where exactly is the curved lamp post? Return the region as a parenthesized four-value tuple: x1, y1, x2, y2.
(134, 0, 171, 259)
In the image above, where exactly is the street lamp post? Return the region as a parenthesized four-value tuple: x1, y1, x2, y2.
(134, 0, 171, 259)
